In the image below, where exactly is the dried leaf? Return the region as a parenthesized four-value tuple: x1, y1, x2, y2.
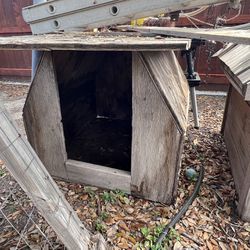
(218, 241, 227, 250)
(206, 240, 214, 250)
(119, 221, 130, 232)
(173, 241, 183, 250)
(80, 194, 89, 201)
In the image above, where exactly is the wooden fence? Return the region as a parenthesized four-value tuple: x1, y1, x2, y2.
(0, 0, 32, 78)
(0, 0, 249, 83)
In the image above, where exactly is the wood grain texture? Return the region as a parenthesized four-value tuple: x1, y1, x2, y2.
(223, 87, 250, 221)
(0, 33, 191, 51)
(0, 103, 94, 250)
(0, 0, 31, 34)
(239, 163, 250, 221)
(131, 52, 187, 204)
(139, 51, 189, 132)
(0, 50, 31, 77)
(23, 51, 68, 179)
(66, 160, 131, 193)
(123, 26, 250, 45)
(218, 44, 250, 101)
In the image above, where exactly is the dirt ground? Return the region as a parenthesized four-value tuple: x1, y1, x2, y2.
(0, 81, 249, 249)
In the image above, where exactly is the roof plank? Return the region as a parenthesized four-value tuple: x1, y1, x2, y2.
(217, 44, 250, 101)
(0, 32, 191, 51)
(121, 26, 250, 45)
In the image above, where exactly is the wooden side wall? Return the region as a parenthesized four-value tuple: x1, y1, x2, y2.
(131, 51, 189, 203)
(223, 87, 250, 221)
(23, 52, 68, 179)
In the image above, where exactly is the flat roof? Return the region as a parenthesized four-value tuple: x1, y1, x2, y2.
(0, 32, 191, 51)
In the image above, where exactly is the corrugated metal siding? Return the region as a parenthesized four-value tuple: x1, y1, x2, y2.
(0, 0, 32, 78)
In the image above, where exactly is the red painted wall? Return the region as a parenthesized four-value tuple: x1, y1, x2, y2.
(0, 0, 32, 78)
(175, 0, 250, 87)
(0, 0, 249, 81)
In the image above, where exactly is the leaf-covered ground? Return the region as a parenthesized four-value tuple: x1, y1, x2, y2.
(60, 95, 250, 249)
(0, 82, 249, 249)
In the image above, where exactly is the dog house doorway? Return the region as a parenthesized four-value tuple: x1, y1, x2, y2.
(53, 51, 133, 172)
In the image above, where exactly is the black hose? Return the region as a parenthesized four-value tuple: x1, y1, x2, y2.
(155, 166, 204, 246)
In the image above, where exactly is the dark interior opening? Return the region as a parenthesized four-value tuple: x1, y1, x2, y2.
(53, 51, 132, 172)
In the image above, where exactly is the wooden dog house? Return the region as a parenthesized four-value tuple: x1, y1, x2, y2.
(1, 33, 190, 204)
(219, 44, 250, 221)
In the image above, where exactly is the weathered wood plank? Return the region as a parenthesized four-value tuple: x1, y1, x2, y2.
(122, 26, 250, 45)
(23, 51, 68, 179)
(66, 160, 131, 193)
(139, 51, 189, 132)
(239, 164, 250, 221)
(223, 87, 250, 221)
(218, 44, 250, 101)
(0, 103, 96, 250)
(131, 51, 187, 203)
(0, 33, 191, 51)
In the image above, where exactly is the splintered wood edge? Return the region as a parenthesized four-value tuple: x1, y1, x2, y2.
(66, 160, 131, 193)
(221, 63, 250, 101)
(0, 33, 191, 51)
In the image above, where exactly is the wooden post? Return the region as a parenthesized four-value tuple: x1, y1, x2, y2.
(0, 101, 106, 249)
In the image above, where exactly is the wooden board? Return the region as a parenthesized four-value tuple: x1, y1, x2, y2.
(0, 0, 32, 77)
(23, 51, 68, 179)
(66, 160, 131, 192)
(223, 87, 250, 220)
(217, 44, 250, 101)
(131, 51, 188, 203)
(0, 101, 107, 250)
(139, 51, 189, 132)
(0, 33, 191, 51)
(239, 162, 250, 221)
(122, 26, 250, 45)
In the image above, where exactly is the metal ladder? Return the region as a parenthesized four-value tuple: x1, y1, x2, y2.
(23, 0, 230, 34)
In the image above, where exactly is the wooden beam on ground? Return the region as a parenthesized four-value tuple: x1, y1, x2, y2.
(0, 33, 191, 51)
(121, 26, 250, 45)
(66, 160, 131, 193)
(0, 102, 107, 249)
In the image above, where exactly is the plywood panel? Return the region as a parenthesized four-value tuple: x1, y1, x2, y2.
(0, 33, 191, 51)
